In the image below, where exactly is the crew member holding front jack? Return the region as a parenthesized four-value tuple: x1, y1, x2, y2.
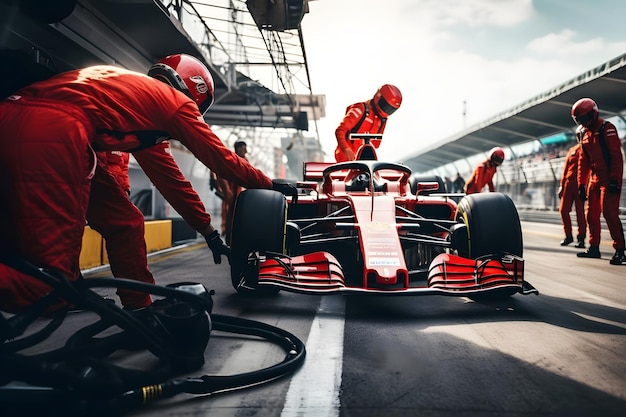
(0, 53, 297, 313)
(334, 84, 402, 162)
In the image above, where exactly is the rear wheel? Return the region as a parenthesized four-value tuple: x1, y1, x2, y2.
(453, 192, 523, 299)
(230, 189, 286, 295)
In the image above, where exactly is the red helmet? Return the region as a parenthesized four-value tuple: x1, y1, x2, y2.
(372, 84, 402, 117)
(148, 54, 215, 115)
(571, 98, 598, 128)
(489, 147, 505, 166)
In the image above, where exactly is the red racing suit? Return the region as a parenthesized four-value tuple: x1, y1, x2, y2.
(558, 143, 586, 241)
(335, 101, 386, 162)
(0, 65, 273, 313)
(577, 118, 625, 250)
(101, 151, 131, 194)
(88, 141, 214, 309)
(464, 159, 498, 194)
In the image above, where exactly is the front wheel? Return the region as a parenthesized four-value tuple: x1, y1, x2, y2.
(230, 189, 286, 295)
(454, 192, 523, 258)
(453, 192, 523, 300)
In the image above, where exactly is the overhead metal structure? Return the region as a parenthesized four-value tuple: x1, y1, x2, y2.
(0, 0, 324, 132)
(402, 53, 626, 174)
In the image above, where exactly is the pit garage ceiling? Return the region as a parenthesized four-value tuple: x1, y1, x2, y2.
(0, 0, 321, 131)
(402, 53, 626, 174)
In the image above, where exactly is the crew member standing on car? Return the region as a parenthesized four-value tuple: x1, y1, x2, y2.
(558, 136, 587, 248)
(0, 53, 297, 313)
(572, 98, 625, 264)
(334, 84, 402, 162)
(464, 147, 505, 195)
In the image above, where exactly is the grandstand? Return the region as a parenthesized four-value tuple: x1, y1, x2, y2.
(401, 53, 626, 211)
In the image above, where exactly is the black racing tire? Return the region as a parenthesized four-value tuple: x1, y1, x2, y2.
(454, 192, 523, 258)
(454, 193, 523, 300)
(230, 189, 286, 295)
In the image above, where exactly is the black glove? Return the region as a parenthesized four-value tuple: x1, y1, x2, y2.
(578, 185, 587, 201)
(204, 230, 230, 264)
(271, 180, 298, 203)
(608, 180, 620, 194)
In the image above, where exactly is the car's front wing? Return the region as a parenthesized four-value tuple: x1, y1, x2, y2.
(255, 251, 538, 296)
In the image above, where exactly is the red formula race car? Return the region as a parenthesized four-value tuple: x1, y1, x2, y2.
(229, 135, 538, 300)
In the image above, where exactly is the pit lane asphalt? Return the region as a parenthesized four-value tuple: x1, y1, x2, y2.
(66, 214, 626, 416)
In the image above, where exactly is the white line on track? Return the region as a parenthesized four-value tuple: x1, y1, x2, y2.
(280, 296, 346, 417)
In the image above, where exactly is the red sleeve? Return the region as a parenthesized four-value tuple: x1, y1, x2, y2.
(335, 103, 365, 152)
(605, 122, 624, 182)
(473, 163, 486, 191)
(560, 145, 577, 189)
(133, 141, 212, 231)
(485, 166, 497, 192)
(577, 134, 591, 188)
(166, 103, 273, 188)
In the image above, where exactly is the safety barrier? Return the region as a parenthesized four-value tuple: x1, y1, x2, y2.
(79, 220, 172, 270)
(451, 155, 626, 213)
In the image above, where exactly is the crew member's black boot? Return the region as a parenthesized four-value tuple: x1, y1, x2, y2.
(577, 246, 601, 258)
(560, 236, 573, 246)
(574, 237, 585, 248)
(609, 249, 626, 265)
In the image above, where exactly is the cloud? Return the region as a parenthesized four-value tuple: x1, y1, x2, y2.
(527, 29, 626, 60)
(301, 0, 626, 163)
(414, 0, 535, 28)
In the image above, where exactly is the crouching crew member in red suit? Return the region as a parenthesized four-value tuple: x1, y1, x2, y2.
(558, 136, 587, 248)
(0, 53, 297, 313)
(334, 84, 402, 162)
(572, 98, 625, 264)
(464, 147, 505, 195)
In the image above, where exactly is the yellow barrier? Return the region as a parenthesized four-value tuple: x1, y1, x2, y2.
(79, 226, 104, 269)
(80, 220, 172, 270)
(144, 220, 173, 252)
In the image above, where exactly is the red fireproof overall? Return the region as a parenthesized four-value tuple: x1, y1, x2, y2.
(559, 143, 587, 241)
(0, 66, 272, 312)
(464, 160, 498, 195)
(88, 142, 214, 308)
(335, 101, 385, 162)
(577, 119, 625, 250)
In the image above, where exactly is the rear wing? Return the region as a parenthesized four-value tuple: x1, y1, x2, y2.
(303, 134, 386, 181)
(303, 161, 335, 182)
(349, 133, 382, 146)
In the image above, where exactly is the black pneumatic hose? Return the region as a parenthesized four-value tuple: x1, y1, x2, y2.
(104, 313, 306, 412)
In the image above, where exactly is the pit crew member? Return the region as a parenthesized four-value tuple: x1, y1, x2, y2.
(0, 53, 296, 313)
(334, 84, 402, 162)
(572, 98, 625, 264)
(464, 147, 505, 195)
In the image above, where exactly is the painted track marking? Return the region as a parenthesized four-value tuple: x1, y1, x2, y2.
(281, 296, 346, 417)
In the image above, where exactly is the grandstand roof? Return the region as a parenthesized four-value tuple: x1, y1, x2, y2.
(402, 53, 626, 174)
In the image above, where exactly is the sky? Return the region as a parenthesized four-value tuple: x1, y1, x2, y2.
(299, 0, 626, 162)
